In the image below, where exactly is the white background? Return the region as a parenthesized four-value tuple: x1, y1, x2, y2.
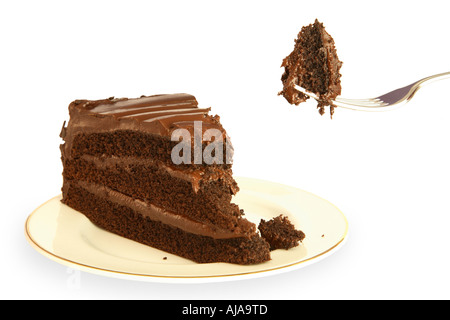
(1, 0, 450, 300)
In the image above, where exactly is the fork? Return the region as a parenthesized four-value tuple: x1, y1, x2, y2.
(294, 71, 450, 111)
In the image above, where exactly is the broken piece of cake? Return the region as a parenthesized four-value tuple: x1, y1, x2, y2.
(279, 19, 343, 117)
(258, 215, 305, 250)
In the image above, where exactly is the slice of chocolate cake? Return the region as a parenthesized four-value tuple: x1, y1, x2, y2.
(279, 19, 343, 117)
(60, 93, 271, 265)
(258, 215, 305, 250)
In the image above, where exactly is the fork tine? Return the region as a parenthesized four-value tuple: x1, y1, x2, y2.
(332, 99, 393, 111)
(293, 85, 320, 100)
(293, 84, 388, 109)
(335, 97, 388, 107)
(336, 97, 379, 103)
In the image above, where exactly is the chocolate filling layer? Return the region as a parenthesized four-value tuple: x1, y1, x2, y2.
(71, 180, 249, 239)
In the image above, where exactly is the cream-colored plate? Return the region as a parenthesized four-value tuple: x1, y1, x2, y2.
(25, 177, 348, 283)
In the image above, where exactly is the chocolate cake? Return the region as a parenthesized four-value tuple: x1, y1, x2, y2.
(279, 19, 343, 117)
(60, 93, 271, 265)
(258, 215, 305, 250)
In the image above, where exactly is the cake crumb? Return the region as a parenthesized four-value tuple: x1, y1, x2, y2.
(258, 215, 305, 250)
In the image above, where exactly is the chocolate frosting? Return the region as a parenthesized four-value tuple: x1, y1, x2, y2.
(61, 93, 231, 160)
(66, 93, 225, 137)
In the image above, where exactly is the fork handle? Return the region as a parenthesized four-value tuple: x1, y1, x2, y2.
(418, 71, 450, 86)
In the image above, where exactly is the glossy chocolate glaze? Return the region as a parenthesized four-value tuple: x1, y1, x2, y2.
(63, 93, 223, 137)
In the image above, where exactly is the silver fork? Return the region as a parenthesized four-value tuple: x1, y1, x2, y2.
(294, 71, 450, 111)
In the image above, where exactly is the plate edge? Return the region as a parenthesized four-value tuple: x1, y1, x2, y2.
(24, 180, 349, 282)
